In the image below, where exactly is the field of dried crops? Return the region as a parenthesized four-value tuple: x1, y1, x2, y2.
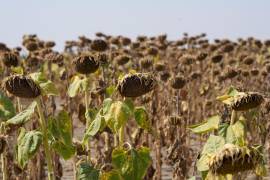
(0, 33, 270, 180)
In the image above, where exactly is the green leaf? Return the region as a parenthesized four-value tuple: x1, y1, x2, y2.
(6, 101, 37, 126)
(105, 101, 132, 133)
(225, 118, 246, 146)
(30, 72, 59, 96)
(188, 176, 196, 180)
(189, 115, 220, 134)
(68, 76, 89, 97)
(39, 81, 59, 96)
(16, 128, 42, 168)
(218, 123, 229, 137)
(197, 135, 225, 171)
(85, 108, 98, 122)
(68, 76, 83, 97)
(134, 107, 151, 131)
(123, 98, 134, 112)
(82, 112, 106, 144)
(112, 146, 151, 180)
(106, 85, 116, 97)
(100, 170, 123, 180)
(48, 110, 75, 160)
(11, 66, 24, 74)
(102, 98, 113, 115)
(216, 86, 240, 105)
(77, 162, 99, 180)
(82, 98, 113, 144)
(201, 171, 209, 180)
(0, 91, 16, 121)
(81, 77, 90, 92)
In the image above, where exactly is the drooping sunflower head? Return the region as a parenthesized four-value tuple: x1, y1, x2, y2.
(0, 52, 19, 67)
(4, 75, 41, 98)
(73, 54, 99, 74)
(117, 73, 156, 98)
(231, 92, 264, 111)
(209, 144, 263, 175)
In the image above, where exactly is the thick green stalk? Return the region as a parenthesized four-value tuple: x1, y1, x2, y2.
(0, 125, 7, 180)
(119, 126, 125, 147)
(230, 110, 237, 125)
(35, 98, 54, 180)
(84, 75, 92, 163)
(1, 152, 7, 180)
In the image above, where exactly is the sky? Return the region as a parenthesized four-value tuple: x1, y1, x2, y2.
(1, 0, 270, 50)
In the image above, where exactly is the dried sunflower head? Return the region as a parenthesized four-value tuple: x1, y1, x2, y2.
(140, 57, 153, 69)
(231, 92, 264, 111)
(196, 52, 208, 61)
(44, 41, 55, 48)
(154, 63, 166, 72)
(45, 52, 64, 65)
(0, 52, 19, 67)
(211, 54, 223, 63)
(117, 73, 156, 97)
(4, 75, 41, 98)
(73, 55, 99, 74)
(160, 71, 171, 82)
(115, 55, 130, 65)
(170, 76, 186, 89)
(91, 39, 108, 51)
(25, 41, 39, 51)
(209, 144, 263, 175)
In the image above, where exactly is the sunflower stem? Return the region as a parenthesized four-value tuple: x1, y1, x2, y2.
(35, 98, 54, 180)
(119, 126, 125, 147)
(84, 75, 91, 163)
(230, 110, 237, 125)
(0, 125, 7, 180)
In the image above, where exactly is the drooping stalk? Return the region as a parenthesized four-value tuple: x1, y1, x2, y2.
(0, 125, 7, 180)
(84, 75, 91, 163)
(230, 110, 237, 125)
(119, 126, 125, 147)
(114, 134, 118, 147)
(119, 98, 126, 147)
(17, 97, 22, 112)
(35, 98, 54, 180)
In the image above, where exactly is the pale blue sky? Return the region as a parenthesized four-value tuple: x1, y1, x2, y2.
(1, 0, 270, 50)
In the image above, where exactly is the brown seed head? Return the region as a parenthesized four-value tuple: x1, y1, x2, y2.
(231, 92, 264, 111)
(73, 55, 99, 74)
(117, 73, 156, 97)
(91, 39, 108, 51)
(0, 52, 19, 67)
(170, 75, 186, 89)
(209, 144, 262, 175)
(4, 75, 41, 98)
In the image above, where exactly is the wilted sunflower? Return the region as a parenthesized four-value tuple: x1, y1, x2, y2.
(115, 55, 130, 65)
(45, 52, 64, 65)
(4, 75, 41, 98)
(91, 39, 108, 51)
(154, 63, 166, 72)
(73, 55, 99, 74)
(209, 144, 263, 175)
(117, 73, 156, 97)
(140, 57, 153, 69)
(231, 92, 264, 111)
(25, 41, 39, 51)
(0, 52, 19, 67)
(170, 76, 186, 89)
(211, 54, 223, 63)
